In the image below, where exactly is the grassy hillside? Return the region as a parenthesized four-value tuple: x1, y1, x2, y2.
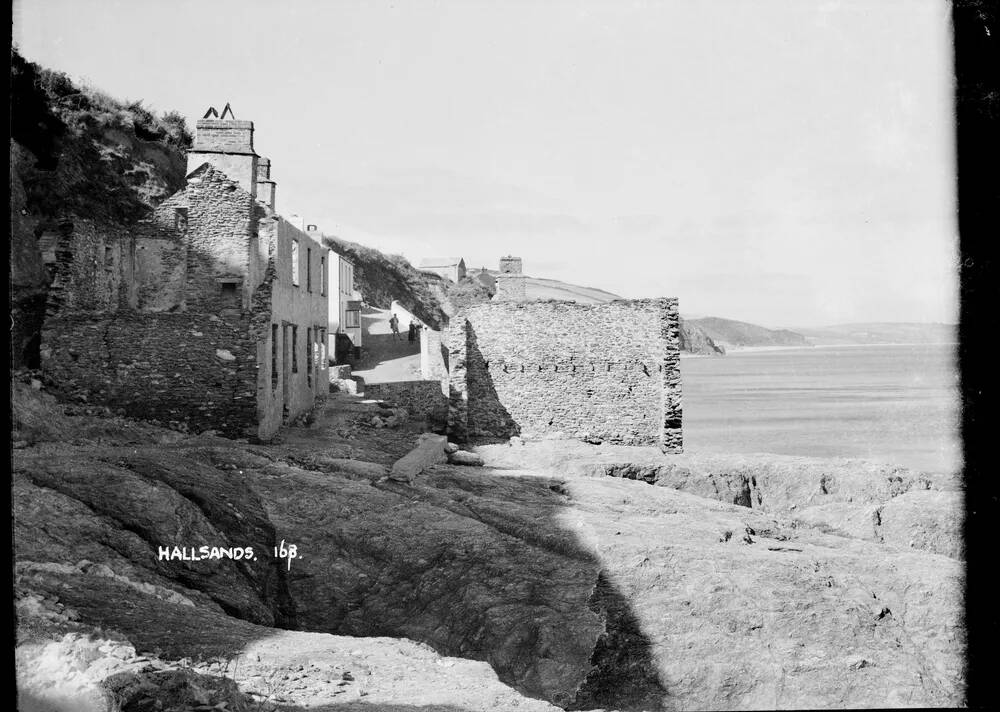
(11, 48, 192, 223)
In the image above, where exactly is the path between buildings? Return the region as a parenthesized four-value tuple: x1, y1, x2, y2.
(352, 306, 423, 384)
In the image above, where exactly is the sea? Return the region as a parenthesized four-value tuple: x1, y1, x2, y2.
(680, 343, 962, 476)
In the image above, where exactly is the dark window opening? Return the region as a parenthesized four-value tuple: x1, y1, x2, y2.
(291, 325, 299, 373)
(306, 248, 312, 292)
(345, 310, 360, 328)
(220, 282, 239, 307)
(271, 324, 279, 391)
(320, 256, 326, 296)
(104, 245, 114, 268)
(306, 327, 313, 387)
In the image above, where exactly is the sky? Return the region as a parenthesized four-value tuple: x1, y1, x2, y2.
(13, 0, 958, 328)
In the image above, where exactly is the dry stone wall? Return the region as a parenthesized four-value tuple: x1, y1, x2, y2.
(364, 380, 448, 425)
(495, 273, 526, 302)
(40, 312, 259, 437)
(448, 299, 682, 451)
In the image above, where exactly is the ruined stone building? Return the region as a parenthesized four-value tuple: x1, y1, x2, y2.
(494, 255, 526, 302)
(447, 256, 682, 452)
(40, 109, 330, 439)
(448, 299, 682, 451)
(419, 257, 467, 283)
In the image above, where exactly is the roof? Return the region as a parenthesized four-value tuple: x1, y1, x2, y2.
(418, 257, 465, 268)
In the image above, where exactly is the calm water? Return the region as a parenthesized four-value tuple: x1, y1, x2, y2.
(681, 344, 962, 475)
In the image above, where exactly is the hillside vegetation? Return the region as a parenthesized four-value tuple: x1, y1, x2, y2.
(322, 235, 449, 329)
(11, 49, 192, 224)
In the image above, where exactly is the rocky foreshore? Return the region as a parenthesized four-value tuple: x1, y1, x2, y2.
(13, 382, 964, 710)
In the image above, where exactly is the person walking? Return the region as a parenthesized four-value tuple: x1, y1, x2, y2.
(389, 314, 400, 341)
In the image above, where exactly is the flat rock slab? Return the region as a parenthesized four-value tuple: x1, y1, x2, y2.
(390, 434, 447, 482)
(448, 450, 484, 466)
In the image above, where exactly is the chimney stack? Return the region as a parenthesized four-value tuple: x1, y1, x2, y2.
(256, 157, 276, 210)
(499, 255, 523, 274)
(495, 256, 526, 301)
(187, 104, 259, 197)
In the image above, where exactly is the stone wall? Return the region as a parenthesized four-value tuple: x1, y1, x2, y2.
(447, 299, 682, 451)
(495, 273, 526, 302)
(499, 256, 522, 274)
(132, 222, 186, 312)
(40, 312, 259, 437)
(154, 165, 257, 312)
(420, 328, 449, 380)
(364, 380, 448, 425)
(44, 219, 129, 315)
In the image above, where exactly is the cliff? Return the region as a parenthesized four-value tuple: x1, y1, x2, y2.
(13, 381, 964, 710)
(687, 316, 811, 349)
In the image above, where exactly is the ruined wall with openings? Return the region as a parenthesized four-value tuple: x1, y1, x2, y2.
(447, 299, 682, 451)
(155, 164, 257, 312)
(42, 219, 130, 315)
(39, 115, 332, 441)
(131, 221, 187, 312)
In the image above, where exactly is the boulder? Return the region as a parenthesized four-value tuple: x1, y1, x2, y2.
(448, 450, 484, 467)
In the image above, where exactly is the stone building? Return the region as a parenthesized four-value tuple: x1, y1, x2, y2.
(494, 255, 526, 302)
(40, 108, 330, 440)
(447, 298, 682, 452)
(419, 257, 467, 283)
(498, 255, 522, 274)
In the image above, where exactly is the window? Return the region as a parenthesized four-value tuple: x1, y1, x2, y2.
(306, 248, 312, 292)
(341, 261, 351, 294)
(345, 310, 360, 328)
(306, 327, 313, 387)
(291, 240, 300, 286)
(174, 208, 188, 232)
(320, 255, 326, 296)
(319, 329, 327, 365)
(291, 325, 299, 373)
(271, 324, 279, 391)
(104, 245, 114, 269)
(220, 281, 239, 307)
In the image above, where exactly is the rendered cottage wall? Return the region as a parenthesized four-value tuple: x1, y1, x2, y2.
(447, 299, 682, 451)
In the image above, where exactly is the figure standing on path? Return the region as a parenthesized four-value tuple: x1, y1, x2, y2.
(407, 320, 416, 342)
(389, 314, 400, 341)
